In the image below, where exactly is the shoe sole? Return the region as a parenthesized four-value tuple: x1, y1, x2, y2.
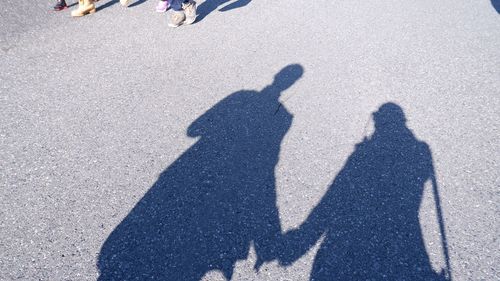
(184, 15, 196, 25)
(168, 16, 195, 27)
(53, 6, 68, 11)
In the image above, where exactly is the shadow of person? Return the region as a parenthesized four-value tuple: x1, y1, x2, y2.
(279, 103, 451, 281)
(97, 64, 304, 281)
(196, 0, 252, 22)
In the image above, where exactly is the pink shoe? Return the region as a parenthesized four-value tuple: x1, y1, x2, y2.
(156, 0, 169, 12)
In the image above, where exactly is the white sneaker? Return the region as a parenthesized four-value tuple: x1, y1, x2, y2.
(168, 11, 186, 27)
(182, 0, 197, 25)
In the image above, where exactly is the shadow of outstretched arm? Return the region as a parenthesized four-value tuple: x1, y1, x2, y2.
(278, 170, 349, 266)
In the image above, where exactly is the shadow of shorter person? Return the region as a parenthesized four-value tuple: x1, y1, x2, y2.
(196, 0, 252, 22)
(279, 103, 451, 281)
(97, 64, 303, 281)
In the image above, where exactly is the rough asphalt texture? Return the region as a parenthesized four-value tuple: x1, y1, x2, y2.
(1, 0, 499, 280)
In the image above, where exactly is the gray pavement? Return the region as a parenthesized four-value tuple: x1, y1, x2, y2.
(1, 0, 499, 280)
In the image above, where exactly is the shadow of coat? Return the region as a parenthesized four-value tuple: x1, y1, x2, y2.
(280, 103, 450, 281)
(97, 64, 303, 281)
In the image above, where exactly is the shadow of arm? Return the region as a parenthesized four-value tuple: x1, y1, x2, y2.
(278, 184, 338, 266)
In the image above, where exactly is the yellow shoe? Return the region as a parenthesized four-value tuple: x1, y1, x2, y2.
(71, 0, 95, 17)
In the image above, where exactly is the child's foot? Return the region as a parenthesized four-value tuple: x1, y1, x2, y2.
(53, 0, 68, 11)
(168, 11, 185, 27)
(182, 0, 197, 25)
(156, 0, 170, 12)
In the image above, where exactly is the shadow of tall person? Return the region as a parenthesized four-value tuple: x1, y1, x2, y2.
(97, 64, 304, 281)
(279, 103, 451, 281)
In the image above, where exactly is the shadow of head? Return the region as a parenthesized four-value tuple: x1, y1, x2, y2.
(270, 64, 304, 92)
(372, 102, 407, 133)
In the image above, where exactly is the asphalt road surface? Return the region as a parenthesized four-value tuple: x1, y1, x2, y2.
(1, 0, 499, 280)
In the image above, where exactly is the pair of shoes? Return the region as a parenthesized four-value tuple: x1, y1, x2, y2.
(120, 0, 130, 7)
(168, 0, 196, 27)
(156, 0, 170, 12)
(53, 0, 68, 11)
(71, 0, 96, 16)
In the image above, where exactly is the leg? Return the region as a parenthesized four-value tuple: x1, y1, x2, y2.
(169, 0, 185, 12)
